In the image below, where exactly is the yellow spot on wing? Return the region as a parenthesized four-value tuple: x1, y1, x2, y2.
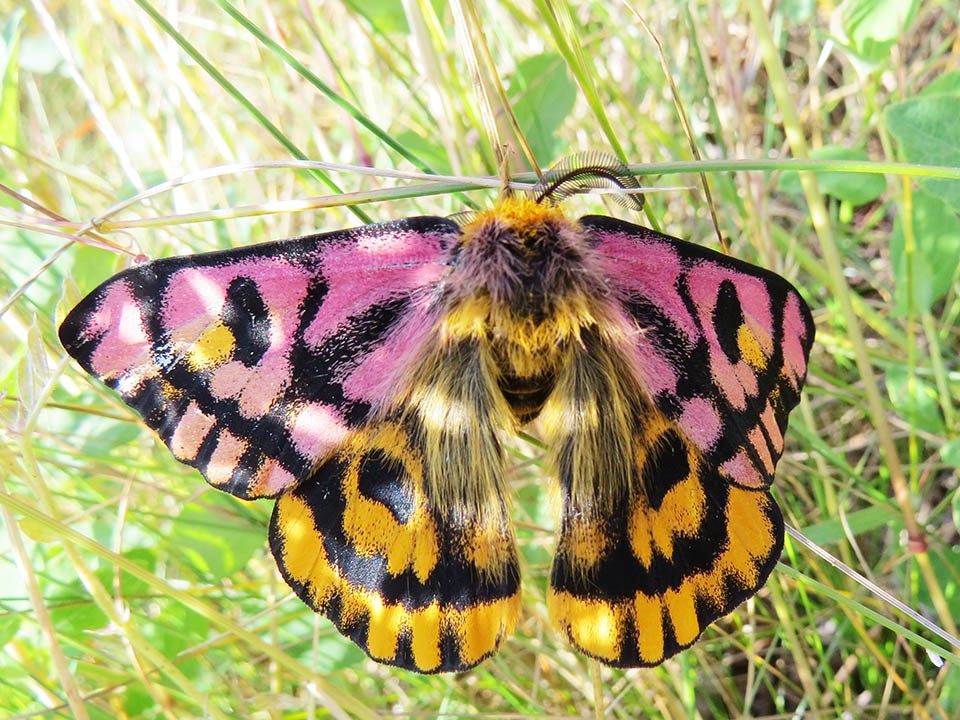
(409, 602, 442, 672)
(650, 474, 707, 560)
(366, 596, 403, 660)
(633, 594, 665, 664)
(462, 521, 517, 574)
(627, 504, 654, 569)
(187, 320, 235, 370)
(737, 324, 766, 369)
(454, 596, 522, 666)
(562, 518, 610, 567)
(547, 592, 623, 662)
(276, 494, 338, 608)
(664, 585, 700, 645)
(723, 485, 776, 583)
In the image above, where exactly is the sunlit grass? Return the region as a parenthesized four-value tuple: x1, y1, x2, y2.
(2, 1, 958, 718)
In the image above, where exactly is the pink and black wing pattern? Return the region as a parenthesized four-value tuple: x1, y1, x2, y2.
(59, 217, 459, 499)
(584, 215, 815, 491)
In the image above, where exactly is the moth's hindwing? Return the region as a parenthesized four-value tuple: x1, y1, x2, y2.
(269, 418, 522, 673)
(58, 218, 459, 499)
(545, 349, 784, 664)
(584, 215, 815, 489)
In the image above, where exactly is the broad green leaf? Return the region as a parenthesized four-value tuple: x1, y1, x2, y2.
(67, 242, 132, 296)
(395, 130, 451, 175)
(838, 0, 918, 63)
(920, 70, 960, 97)
(944, 439, 960, 469)
(801, 505, 900, 546)
(49, 579, 109, 637)
(886, 94, 960, 208)
(508, 53, 576, 166)
(93, 548, 157, 600)
(886, 366, 946, 435)
(778, 145, 886, 207)
(889, 189, 960, 315)
(170, 496, 263, 580)
(149, 602, 209, 658)
(0, 613, 22, 648)
(0, 10, 24, 148)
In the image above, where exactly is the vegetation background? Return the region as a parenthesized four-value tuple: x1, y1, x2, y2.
(1, 0, 958, 718)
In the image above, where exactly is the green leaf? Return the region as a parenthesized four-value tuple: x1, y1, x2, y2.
(67, 243, 134, 295)
(0, 9, 24, 148)
(920, 70, 960, 97)
(395, 130, 451, 175)
(341, 0, 410, 34)
(886, 93, 960, 208)
(777, 145, 886, 207)
(0, 613, 22, 648)
(839, 0, 918, 64)
(886, 366, 946, 435)
(169, 495, 264, 580)
(50, 580, 109, 638)
(93, 548, 157, 600)
(508, 53, 576, 166)
(889, 189, 960, 315)
(943, 439, 960, 469)
(312, 632, 368, 672)
(801, 504, 900, 546)
(149, 602, 209, 658)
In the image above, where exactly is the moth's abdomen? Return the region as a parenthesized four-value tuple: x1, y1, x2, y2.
(496, 369, 557, 424)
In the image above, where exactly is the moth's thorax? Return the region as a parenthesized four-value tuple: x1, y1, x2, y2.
(453, 197, 604, 306)
(447, 199, 610, 345)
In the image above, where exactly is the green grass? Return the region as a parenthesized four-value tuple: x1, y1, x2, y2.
(2, 0, 959, 717)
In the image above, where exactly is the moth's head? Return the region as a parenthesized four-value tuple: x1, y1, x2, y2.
(456, 153, 643, 257)
(459, 195, 573, 249)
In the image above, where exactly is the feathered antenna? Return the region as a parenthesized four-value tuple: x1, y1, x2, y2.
(533, 152, 645, 211)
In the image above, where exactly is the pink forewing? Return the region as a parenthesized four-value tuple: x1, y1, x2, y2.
(677, 396, 723, 450)
(341, 303, 440, 406)
(169, 401, 216, 460)
(592, 232, 699, 341)
(205, 430, 249, 487)
(288, 402, 351, 460)
(782, 293, 811, 388)
(88, 281, 153, 380)
(161, 261, 311, 337)
(305, 231, 447, 345)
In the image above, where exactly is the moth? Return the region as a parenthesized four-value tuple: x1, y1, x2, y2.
(59, 157, 815, 673)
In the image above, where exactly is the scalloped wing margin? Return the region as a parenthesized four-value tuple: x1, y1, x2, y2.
(59, 217, 458, 498)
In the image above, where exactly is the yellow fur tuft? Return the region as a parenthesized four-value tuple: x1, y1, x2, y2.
(462, 196, 569, 241)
